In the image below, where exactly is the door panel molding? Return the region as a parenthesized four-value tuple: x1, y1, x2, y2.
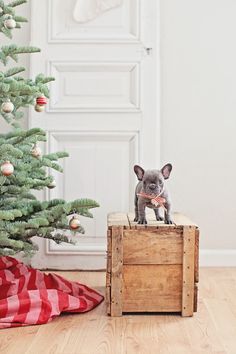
(48, 61, 140, 112)
(48, 0, 140, 43)
(45, 131, 138, 256)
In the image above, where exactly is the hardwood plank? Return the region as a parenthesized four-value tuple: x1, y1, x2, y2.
(110, 226, 123, 316)
(122, 264, 182, 312)
(181, 298, 226, 353)
(123, 229, 183, 264)
(182, 226, 196, 317)
(0, 326, 40, 354)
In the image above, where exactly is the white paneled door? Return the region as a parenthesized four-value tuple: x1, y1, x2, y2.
(30, 0, 160, 269)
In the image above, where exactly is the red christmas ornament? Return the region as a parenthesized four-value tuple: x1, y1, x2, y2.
(36, 96, 47, 106)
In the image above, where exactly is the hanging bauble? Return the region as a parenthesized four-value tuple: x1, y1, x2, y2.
(69, 215, 81, 231)
(1, 161, 14, 176)
(34, 104, 45, 112)
(36, 95, 47, 106)
(48, 179, 56, 189)
(4, 15, 16, 30)
(1, 99, 14, 113)
(0, 7, 3, 14)
(31, 144, 42, 158)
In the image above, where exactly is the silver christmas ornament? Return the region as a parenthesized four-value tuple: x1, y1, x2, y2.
(31, 144, 42, 158)
(4, 16, 16, 29)
(69, 215, 81, 230)
(1, 99, 14, 113)
(48, 179, 56, 189)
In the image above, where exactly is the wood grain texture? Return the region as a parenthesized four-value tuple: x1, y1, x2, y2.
(122, 264, 182, 312)
(1, 269, 236, 354)
(106, 229, 112, 315)
(123, 229, 183, 265)
(107, 212, 129, 227)
(110, 226, 123, 316)
(194, 284, 198, 312)
(194, 228, 200, 283)
(107, 212, 198, 316)
(127, 211, 197, 228)
(182, 226, 196, 317)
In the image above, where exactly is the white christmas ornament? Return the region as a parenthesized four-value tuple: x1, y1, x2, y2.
(73, 0, 122, 23)
(34, 104, 44, 112)
(31, 144, 42, 158)
(1, 161, 14, 176)
(48, 179, 56, 189)
(0, 7, 3, 14)
(1, 99, 14, 113)
(4, 16, 16, 29)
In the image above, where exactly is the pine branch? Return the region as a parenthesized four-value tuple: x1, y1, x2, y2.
(4, 66, 25, 77)
(14, 16, 27, 22)
(8, 0, 27, 7)
(1, 27, 12, 39)
(0, 237, 24, 251)
(0, 45, 40, 65)
(0, 143, 23, 158)
(71, 199, 100, 210)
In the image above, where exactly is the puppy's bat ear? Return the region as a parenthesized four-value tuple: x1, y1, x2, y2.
(134, 165, 145, 181)
(161, 163, 172, 179)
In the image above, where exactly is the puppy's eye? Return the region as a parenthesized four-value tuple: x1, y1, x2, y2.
(159, 180, 163, 185)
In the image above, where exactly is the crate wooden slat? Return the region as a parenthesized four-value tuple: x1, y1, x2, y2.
(110, 226, 123, 317)
(106, 229, 112, 315)
(106, 212, 199, 317)
(123, 229, 183, 265)
(107, 212, 130, 227)
(182, 226, 196, 317)
(122, 264, 182, 312)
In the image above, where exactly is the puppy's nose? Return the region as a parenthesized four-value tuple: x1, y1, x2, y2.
(149, 183, 156, 190)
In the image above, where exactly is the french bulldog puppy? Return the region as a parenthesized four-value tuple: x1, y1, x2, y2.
(134, 164, 173, 224)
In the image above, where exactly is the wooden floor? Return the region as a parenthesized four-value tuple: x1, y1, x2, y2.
(1, 268, 236, 354)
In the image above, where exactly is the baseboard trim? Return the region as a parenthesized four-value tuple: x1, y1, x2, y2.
(200, 249, 236, 267)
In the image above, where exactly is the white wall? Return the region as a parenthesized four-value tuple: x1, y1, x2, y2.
(161, 0, 236, 264)
(0, 1, 30, 132)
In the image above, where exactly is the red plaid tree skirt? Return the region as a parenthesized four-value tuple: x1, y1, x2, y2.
(0, 256, 104, 329)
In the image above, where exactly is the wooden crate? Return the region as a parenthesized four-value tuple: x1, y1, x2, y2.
(106, 212, 199, 317)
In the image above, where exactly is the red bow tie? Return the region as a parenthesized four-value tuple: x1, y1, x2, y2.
(137, 192, 166, 210)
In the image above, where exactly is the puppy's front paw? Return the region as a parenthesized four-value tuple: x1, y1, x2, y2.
(156, 215, 164, 221)
(165, 218, 173, 224)
(138, 217, 147, 225)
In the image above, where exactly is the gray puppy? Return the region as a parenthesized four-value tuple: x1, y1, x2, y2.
(134, 164, 173, 224)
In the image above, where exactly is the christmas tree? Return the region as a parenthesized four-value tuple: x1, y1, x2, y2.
(0, 0, 99, 256)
